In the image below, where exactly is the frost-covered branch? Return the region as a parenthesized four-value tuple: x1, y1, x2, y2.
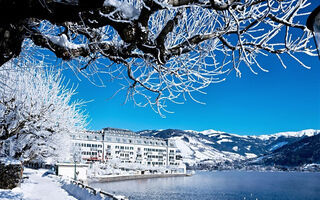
(0, 61, 87, 163)
(0, 0, 317, 115)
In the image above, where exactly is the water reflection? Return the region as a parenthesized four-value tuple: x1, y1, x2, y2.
(89, 171, 320, 200)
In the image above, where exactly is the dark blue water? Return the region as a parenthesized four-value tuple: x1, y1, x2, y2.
(89, 171, 320, 200)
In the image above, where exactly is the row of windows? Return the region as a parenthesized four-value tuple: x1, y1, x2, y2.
(115, 146, 134, 150)
(115, 151, 134, 155)
(74, 142, 172, 151)
(147, 162, 164, 165)
(120, 154, 130, 157)
(72, 135, 102, 141)
(105, 137, 166, 146)
(81, 151, 98, 156)
(147, 155, 163, 159)
(144, 148, 166, 152)
(74, 143, 102, 148)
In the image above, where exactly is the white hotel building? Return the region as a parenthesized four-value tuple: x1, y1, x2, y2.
(70, 128, 184, 170)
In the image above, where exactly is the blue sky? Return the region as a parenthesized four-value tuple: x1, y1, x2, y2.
(60, 4, 320, 135)
(62, 51, 320, 135)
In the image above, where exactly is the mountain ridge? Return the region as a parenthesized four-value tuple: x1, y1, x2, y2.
(136, 128, 320, 170)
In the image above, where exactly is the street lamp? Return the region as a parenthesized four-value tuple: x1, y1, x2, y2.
(307, 6, 320, 59)
(72, 145, 81, 181)
(72, 148, 81, 181)
(101, 130, 105, 163)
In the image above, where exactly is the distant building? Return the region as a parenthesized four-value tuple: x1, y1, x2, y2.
(70, 128, 184, 169)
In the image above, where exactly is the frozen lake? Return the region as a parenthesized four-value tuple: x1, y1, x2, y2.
(89, 171, 320, 200)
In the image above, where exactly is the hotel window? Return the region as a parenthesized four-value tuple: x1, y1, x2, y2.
(116, 138, 120, 142)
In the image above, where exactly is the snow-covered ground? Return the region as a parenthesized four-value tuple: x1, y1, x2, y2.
(0, 168, 77, 200)
(0, 168, 123, 200)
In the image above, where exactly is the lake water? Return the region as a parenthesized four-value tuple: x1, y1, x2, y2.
(89, 171, 320, 200)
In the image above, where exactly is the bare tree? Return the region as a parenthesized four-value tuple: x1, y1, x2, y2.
(0, 0, 317, 114)
(0, 61, 87, 163)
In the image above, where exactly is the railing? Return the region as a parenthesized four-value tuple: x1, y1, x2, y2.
(70, 179, 128, 200)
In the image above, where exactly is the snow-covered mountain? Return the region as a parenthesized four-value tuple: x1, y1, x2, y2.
(136, 129, 320, 168)
(248, 133, 320, 167)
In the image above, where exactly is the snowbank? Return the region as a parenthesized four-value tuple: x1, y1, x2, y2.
(62, 182, 104, 200)
(0, 168, 116, 200)
(0, 168, 75, 200)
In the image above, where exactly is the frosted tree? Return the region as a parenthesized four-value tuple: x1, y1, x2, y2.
(0, 0, 317, 114)
(0, 62, 87, 163)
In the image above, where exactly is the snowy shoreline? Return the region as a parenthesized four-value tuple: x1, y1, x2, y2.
(89, 173, 189, 183)
(0, 168, 127, 200)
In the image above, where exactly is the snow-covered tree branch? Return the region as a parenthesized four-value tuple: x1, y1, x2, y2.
(0, 0, 317, 114)
(0, 62, 87, 163)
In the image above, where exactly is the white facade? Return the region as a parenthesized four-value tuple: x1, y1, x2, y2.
(70, 128, 184, 169)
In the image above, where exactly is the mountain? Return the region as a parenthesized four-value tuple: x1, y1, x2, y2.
(136, 129, 320, 170)
(249, 133, 320, 167)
